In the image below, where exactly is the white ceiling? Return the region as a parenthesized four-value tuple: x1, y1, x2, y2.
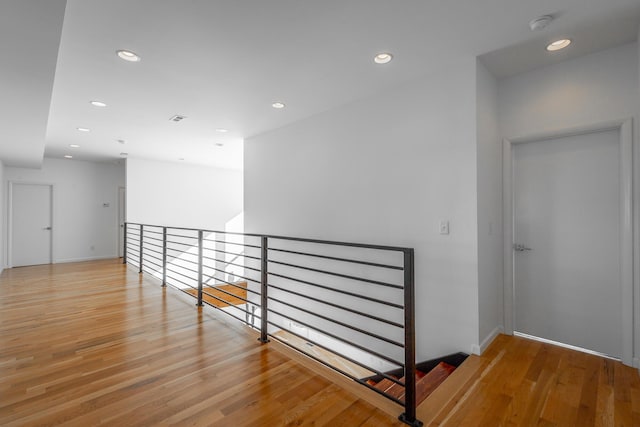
(2, 0, 639, 170)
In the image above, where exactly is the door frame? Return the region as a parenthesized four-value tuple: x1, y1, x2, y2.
(117, 186, 126, 257)
(502, 118, 633, 366)
(7, 181, 55, 268)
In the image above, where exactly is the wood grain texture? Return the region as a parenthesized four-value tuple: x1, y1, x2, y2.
(0, 259, 403, 426)
(417, 333, 640, 426)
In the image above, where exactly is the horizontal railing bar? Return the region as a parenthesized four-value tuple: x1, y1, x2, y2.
(126, 222, 411, 251)
(165, 246, 197, 256)
(127, 237, 140, 244)
(166, 239, 197, 247)
(268, 235, 410, 252)
(143, 252, 163, 264)
(164, 253, 198, 266)
(125, 246, 140, 255)
(267, 284, 403, 329)
(142, 255, 163, 267)
(166, 266, 198, 279)
(268, 296, 404, 348)
(142, 265, 161, 275)
(200, 255, 260, 272)
(201, 288, 252, 309)
(142, 247, 163, 258)
(268, 272, 404, 309)
(201, 265, 261, 287)
(165, 273, 195, 289)
(142, 235, 163, 243)
(268, 260, 404, 289)
(203, 265, 260, 295)
(269, 247, 403, 271)
(142, 240, 163, 250)
(166, 232, 198, 240)
(202, 238, 261, 249)
(142, 229, 163, 235)
(202, 274, 261, 297)
(268, 332, 405, 394)
(202, 247, 261, 261)
(201, 299, 256, 328)
(266, 310, 404, 367)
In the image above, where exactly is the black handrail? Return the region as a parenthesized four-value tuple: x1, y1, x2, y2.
(124, 222, 421, 426)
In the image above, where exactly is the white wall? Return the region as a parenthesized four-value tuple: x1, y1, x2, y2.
(245, 57, 481, 360)
(4, 158, 125, 264)
(476, 59, 503, 352)
(126, 158, 243, 231)
(497, 41, 640, 364)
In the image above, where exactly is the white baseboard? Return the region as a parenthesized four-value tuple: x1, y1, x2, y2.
(471, 325, 504, 355)
(54, 255, 118, 264)
(634, 357, 640, 370)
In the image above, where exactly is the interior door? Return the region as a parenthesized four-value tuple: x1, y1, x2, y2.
(513, 129, 622, 358)
(11, 183, 53, 267)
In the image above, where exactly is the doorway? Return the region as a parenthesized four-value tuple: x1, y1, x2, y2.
(503, 119, 633, 365)
(9, 183, 53, 267)
(118, 187, 126, 258)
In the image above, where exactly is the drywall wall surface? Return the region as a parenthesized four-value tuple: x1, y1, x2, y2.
(499, 42, 638, 137)
(245, 56, 481, 360)
(4, 158, 125, 264)
(476, 59, 503, 352)
(126, 158, 243, 231)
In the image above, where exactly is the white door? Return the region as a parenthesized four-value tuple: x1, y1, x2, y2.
(513, 129, 622, 358)
(11, 183, 53, 267)
(118, 187, 126, 257)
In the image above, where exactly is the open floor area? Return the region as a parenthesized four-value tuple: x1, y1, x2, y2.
(1, 259, 639, 426)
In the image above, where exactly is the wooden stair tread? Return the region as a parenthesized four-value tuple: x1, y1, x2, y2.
(369, 362, 457, 405)
(414, 361, 456, 404)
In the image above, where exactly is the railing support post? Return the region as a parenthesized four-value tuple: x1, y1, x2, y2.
(196, 230, 203, 306)
(399, 249, 422, 427)
(138, 224, 143, 274)
(258, 236, 269, 343)
(162, 227, 167, 287)
(122, 222, 127, 264)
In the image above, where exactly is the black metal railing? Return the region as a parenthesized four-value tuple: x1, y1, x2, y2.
(124, 222, 421, 426)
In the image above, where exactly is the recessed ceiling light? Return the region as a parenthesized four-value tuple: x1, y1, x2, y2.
(179, 158, 185, 161)
(272, 102, 285, 109)
(64, 155, 73, 159)
(90, 100, 107, 107)
(374, 53, 393, 64)
(117, 50, 141, 62)
(69, 144, 80, 148)
(546, 39, 571, 51)
(215, 128, 228, 133)
(215, 143, 224, 147)
(120, 152, 128, 157)
(117, 139, 126, 144)
(77, 127, 90, 132)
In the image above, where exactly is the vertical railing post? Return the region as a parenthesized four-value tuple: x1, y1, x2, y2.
(399, 248, 421, 426)
(122, 222, 127, 264)
(258, 236, 269, 343)
(196, 230, 203, 306)
(138, 224, 143, 274)
(162, 227, 167, 287)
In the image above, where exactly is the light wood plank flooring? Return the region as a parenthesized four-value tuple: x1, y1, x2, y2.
(0, 259, 402, 426)
(417, 333, 640, 426)
(2, 259, 639, 426)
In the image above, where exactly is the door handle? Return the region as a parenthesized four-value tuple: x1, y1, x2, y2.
(43, 226, 52, 230)
(513, 243, 532, 252)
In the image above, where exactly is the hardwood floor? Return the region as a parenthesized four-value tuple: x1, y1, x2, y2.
(2, 259, 639, 426)
(417, 333, 640, 426)
(0, 259, 402, 426)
